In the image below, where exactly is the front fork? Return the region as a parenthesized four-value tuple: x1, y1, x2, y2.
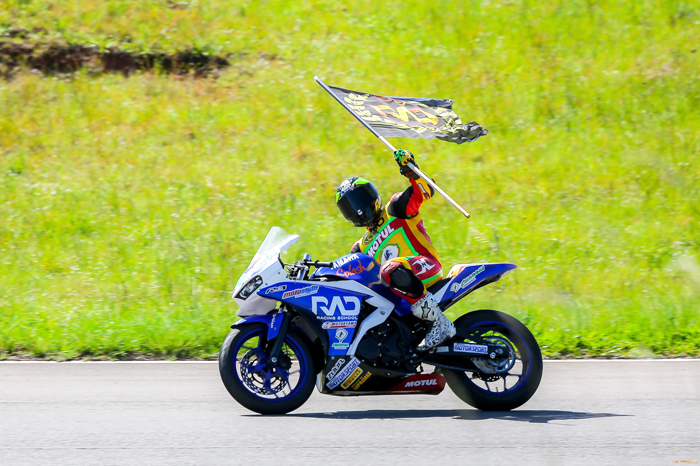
(232, 310, 290, 368)
(266, 312, 290, 366)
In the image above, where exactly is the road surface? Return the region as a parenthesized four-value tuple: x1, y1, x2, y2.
(1, 360, 699, 465)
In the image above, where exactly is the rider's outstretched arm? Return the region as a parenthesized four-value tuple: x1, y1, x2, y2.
(388, 150, 435, 219)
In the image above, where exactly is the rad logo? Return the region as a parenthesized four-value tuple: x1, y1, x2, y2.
(312, 296, 361, 316)
(367, 224, 395, 257)
(405, 379, 438, 388)
(449, 265, 486, 293)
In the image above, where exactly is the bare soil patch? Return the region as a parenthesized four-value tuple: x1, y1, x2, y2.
(0, 28, 232, 78)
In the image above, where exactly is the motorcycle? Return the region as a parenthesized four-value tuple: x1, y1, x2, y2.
(219, 226, 542, 415)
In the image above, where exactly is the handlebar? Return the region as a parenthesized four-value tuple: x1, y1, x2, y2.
(299, 259, 333, 268)
(288, 259, 333, 281)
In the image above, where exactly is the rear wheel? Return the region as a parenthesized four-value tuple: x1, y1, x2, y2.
(219, 325, 316, 415)
(442, 310, 542, 411)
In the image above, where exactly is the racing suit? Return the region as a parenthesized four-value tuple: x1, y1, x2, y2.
(350, 159, 456, 350)
(350, 173, 443, 304)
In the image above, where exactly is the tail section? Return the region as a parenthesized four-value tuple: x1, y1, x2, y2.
(433, 263, 517, 310)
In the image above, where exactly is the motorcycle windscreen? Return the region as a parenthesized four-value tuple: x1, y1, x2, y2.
(235, 226, 299, 290)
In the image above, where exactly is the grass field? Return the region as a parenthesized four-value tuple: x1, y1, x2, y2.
(1, 0, 699, 359)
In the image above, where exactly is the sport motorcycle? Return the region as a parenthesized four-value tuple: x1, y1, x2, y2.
(219, 227, 542, 414)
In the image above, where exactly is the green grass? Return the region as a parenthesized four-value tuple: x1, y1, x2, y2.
(0, 0, 699, 359)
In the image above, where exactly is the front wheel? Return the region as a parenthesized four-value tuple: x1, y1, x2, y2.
(219, 324, 316, 415)
(442, 310, 543, 411)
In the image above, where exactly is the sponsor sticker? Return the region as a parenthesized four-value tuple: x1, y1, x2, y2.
(332, 254, 359, 269)
(281, 285, 319, 299)
(341, 367, 363, 389)
(336, 262, 367, 278)
(389, 374, 446, 392)
(331, 328, 350, 350)
(367, 224, 396, 257)
(381, 244, 399, 263)
(417, 183, 429, 198)
(322, 321, 357, 329)
(327, 358, 361, 389)
(413, 258, 436, 275)
(351, 371, 372, 390)
(404, 378, 438, 388)
(265, 285, 287, 294)
(454, 343, 488, 354)
(449, 265, 486, 293)
(325, 358, 346, 380)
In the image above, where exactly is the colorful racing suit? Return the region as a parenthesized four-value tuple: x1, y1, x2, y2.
(350, 174, 443, 304)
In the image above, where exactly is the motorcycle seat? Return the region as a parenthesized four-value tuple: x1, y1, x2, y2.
(427, 277, 451, 295)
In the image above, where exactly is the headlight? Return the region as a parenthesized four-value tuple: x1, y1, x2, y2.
(236, 275, 263, 300)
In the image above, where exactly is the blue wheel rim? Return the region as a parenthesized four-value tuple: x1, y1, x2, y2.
(232, 328, 309, 402)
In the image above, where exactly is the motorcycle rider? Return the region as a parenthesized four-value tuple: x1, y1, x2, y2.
(335, 149, 456, 350)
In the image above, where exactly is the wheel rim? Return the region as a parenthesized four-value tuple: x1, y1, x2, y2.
(232, 328, 309, 401)
(461, 320, 532, 394)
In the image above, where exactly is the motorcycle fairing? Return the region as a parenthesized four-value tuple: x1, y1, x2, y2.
(388, 373, 446, 393)
(311, 253, 412, 317)
(262, 280, 372, 356)
(433, 262, 517, 310)
(320, 357, 445, 395)
(312, 255, 516, 316)
(311, 253, 382, 289)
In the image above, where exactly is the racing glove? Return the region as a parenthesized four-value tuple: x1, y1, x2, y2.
(394, 149, 419, 179)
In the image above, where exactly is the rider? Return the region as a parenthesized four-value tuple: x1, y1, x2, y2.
(335, 149, 456, 350)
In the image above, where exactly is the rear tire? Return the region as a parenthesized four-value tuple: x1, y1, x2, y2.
(219, 325, 316, 415)
(443, 310, 542, 411)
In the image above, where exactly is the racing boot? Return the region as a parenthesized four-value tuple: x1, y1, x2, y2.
(411, 292, 456, 351)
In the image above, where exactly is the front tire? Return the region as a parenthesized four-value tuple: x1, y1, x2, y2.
(443, 310, 543, 411)
(219, 325, 316, 415)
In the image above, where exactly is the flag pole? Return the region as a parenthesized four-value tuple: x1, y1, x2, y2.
(314, 76, 470, 219)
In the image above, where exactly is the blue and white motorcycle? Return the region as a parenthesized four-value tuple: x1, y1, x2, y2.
(220, 227, 542, 414)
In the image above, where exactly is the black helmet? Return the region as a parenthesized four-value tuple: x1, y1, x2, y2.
(336, 176, 382, 227)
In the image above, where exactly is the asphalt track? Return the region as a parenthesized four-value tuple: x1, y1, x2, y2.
(1, 360, 699, 466)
